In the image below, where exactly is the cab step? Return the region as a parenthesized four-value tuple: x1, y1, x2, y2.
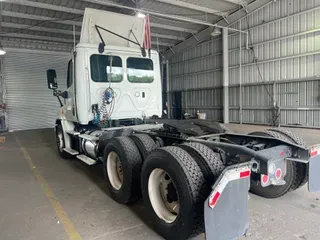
(77, 154, 97, 165)
(65, 130, 80, 136)
(63, 148, 79, 155)
(79, 134, 99, 141)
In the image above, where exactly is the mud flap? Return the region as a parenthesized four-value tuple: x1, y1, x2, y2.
(308, 147, 320, 192)
(204, 163, 251, 240)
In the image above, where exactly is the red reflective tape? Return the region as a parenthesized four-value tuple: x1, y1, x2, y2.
(240, 170, 251, 178)
(209, 192, 221, 208)
(310, 150, 318, 157)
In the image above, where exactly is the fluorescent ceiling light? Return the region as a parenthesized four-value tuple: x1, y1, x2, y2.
(211, 27, 221, 37)
(0, 47, 6, 55)
(136, 12, 146, 18)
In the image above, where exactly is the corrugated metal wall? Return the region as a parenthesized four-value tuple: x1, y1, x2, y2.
(4, 50, 70, 131)
(0, 57, 6, 131)
(169, 38, 224, 121)
(169, 0, 320, 127)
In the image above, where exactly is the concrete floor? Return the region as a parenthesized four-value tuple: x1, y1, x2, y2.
(0, 124, 319, 240)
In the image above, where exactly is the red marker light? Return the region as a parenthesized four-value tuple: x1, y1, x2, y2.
(280, 151, 285, 157)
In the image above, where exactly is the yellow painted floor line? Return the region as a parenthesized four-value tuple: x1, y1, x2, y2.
(14, 134, 82, 240)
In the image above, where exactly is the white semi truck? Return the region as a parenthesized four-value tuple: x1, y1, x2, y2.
(46, 8, 320, 240)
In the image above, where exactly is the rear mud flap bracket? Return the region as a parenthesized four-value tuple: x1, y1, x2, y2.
(204, 165, 251, 240)
(308, 154, 320, 192)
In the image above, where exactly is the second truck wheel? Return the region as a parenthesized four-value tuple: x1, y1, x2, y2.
(248, 130, 298, 198)
(130, 134, 158, 161)
(103, 136, 142, 204)
(267, 128, 308, 190)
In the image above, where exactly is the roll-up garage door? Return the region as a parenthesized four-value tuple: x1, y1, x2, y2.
(4, 50, 71, 131)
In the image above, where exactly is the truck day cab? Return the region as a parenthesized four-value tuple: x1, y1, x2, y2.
(46, 8, 320, 240)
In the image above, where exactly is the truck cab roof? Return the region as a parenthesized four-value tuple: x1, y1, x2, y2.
(80, 8, 145, 50)
(76, 43, 159, 57)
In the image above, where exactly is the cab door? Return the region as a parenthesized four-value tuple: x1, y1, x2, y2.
(65, 59, 77, 121)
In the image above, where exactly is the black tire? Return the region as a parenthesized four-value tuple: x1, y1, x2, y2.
(55, 125, 71, 159)
(248, 130, 299, 198)
(130, 134, 158, 161)
(179, 142, 224, 185)
(103, 136, 142, 204)
(267, 128, 308, 190)
(155, 137, 164, 148)
(141, 146, 206, 240)
(267, 128, 307, 148)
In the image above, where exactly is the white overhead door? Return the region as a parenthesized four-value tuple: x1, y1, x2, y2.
(4, 50, 71, 131)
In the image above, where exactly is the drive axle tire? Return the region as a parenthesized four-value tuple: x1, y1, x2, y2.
(250, 161, 295, 198)
(155, 137, 164, 148)
(103, 136, 142, 204)
(130, 134, 158, 161)
(267, 128, 307, 148)
(267, 128, 308, 190)
(179, 142, 224, 185)
(55, 125, 71, 159)
(141, 146, 206, 240)
(248, 130, 299, 198)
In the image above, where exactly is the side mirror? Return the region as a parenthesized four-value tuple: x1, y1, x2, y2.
(47, 69, 58, 89)
(98, 42, 105, 54)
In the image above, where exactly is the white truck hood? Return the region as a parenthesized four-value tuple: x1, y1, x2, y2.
(80, 8, 145, 49)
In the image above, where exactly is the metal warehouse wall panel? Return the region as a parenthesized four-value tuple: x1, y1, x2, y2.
(169, 36, 223, 117)
(4, 50, 70, 131)
(227, 0, 320, 125)
(169, 0, 320, 126)
(0, 59, 3, 104)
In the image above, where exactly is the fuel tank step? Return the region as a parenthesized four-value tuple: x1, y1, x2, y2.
(65, 130, 80, 136)
(77, 154, 97, 165)
(63, 148, 79, 155)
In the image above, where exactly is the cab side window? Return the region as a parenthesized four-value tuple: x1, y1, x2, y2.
(67, 59, 73, 88)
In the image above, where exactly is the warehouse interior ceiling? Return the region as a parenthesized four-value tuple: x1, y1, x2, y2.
(0, 0, 253, 54)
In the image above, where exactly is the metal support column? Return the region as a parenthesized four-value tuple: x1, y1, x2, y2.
(223, 28, 229, 124)
(166, 59, 171, 119)
(239, 21, 243, 124)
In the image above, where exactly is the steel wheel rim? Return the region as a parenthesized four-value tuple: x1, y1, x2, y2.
(107, 151, 123, 190)
(148, 168, 179, 223)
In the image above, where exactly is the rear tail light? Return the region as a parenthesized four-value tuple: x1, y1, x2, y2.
(310, 150, 318, 157)
(275, 168, 282, 179)
(261, 174, 269, 185)
(310, 145, 320, 157)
